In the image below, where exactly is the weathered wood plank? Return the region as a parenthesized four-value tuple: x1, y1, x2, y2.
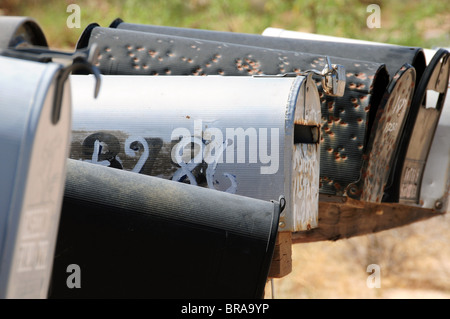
(292, 195, 445, 244)
(268, 232, 292, 278)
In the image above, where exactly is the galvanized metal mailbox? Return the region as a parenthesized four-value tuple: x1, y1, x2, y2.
(49, 159, 282, 299)
(69, 74, 320, 232)
(400, 48, 450, 209)
(0, 54, 72, 299)
(0, 16, 100, 299)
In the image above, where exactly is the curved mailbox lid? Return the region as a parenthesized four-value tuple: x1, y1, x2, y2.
(347, 65, 416, 202)
(49, 159, 282, 299)
(412, 48, 450, 212)
(395, 49, 450, 204)
(77, 24, 393, 200)
(69, 74, 320, 232)
(0, 55, 71, 299)
(0, 16, 48, 49)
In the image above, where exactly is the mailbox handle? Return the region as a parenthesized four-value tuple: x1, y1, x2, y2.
(52, 45, 102, 124)
(304, 56, 346, 97)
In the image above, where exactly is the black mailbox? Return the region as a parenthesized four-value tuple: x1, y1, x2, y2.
(49, 159, 282, 299)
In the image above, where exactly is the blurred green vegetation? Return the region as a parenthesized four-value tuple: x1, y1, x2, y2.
(0, 0, 449, 49)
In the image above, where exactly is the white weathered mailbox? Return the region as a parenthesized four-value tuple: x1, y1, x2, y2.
(69, 74, 321, 232)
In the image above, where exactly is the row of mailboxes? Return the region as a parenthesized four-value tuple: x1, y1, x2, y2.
(77, 19, 448, 210)
(76, 21, 420, 205)
(261, 28, 450, 211)
(0, 16, 448, 298)
(0, 17, 74, 298)
(0, 16, 283, 299)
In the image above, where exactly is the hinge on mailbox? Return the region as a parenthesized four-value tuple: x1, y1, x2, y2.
(254, 56, 346, 97)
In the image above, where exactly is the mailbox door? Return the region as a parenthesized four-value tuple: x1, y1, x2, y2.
(0, 55, 71, 299)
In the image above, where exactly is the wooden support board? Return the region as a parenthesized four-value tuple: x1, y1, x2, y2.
(292, 195, 445, 244)
(268, 195, 445, 278)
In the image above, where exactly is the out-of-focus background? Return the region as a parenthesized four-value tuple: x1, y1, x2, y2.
(2, 0, 449, 299)
(1, 0, 449, 49)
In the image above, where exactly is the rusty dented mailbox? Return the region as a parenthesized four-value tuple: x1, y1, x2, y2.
(69, 74, 321, 232)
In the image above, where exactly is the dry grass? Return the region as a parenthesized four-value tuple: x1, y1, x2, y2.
(265, 210, 450, 299)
